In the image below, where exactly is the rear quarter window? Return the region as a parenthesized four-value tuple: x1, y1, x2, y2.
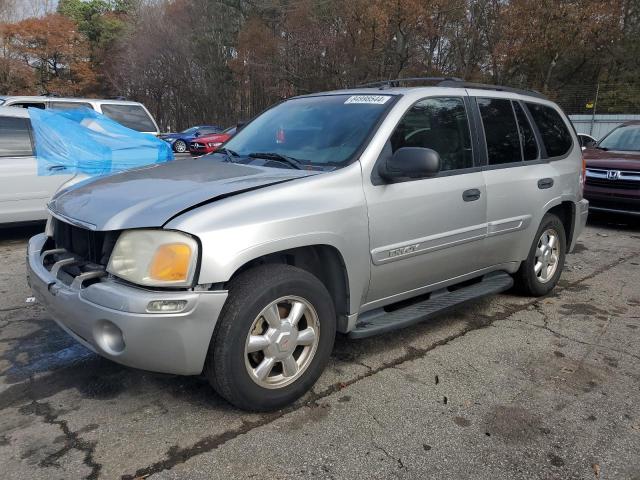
(525, 103, 573, 158)
(100, 104, 157, 132)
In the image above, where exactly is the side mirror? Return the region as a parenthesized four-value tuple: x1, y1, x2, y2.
(378, 147, 441, 181)
(585, 140, 597, 149)
(194, 131, 201, 137)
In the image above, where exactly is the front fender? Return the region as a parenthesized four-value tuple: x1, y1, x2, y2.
(165, 163, 371, 315)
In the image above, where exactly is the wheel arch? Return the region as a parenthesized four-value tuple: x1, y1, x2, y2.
(545, 200, 576, 249)
(227, 244, 352, 333)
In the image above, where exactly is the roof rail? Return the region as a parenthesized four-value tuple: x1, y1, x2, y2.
(355, 77, 547, 99)
(436, 80, 547, 99)
(356, 77, 464, 89)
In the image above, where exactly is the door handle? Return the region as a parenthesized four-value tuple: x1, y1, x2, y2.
(48, 165, 66, 171)
(537, 178, 554, 189)
(462, 188, 481, 202)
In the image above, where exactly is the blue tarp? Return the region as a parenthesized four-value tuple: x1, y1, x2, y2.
(29, 107, 173, 176)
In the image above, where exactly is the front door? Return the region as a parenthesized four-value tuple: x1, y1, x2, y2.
(363, 96, 487, 307)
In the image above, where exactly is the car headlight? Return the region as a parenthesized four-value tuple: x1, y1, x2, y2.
(207, 142, 223, 147)
(107, 230, 199, 287)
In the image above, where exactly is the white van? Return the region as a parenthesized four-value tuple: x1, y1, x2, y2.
(0, 96, 159, 135)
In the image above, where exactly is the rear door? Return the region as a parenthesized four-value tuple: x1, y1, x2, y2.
(476, 95, 572, 266)
(0, 115, 73, 223)
(363, 95, 488, 307)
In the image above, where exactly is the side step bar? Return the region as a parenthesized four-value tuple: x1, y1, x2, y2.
(348, 272, 513, 339)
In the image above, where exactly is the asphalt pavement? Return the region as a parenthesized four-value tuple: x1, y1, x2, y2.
(0, 216, 639, 479)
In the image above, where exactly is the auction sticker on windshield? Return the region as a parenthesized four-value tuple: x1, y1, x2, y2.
(344, 95, 391, 104)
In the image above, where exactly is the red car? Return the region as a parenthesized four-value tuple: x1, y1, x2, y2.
(188, 126, 236, 156)
(583, 121, 640, 217)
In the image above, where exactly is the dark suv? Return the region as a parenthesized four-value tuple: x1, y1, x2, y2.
(583, 121, 640, 217)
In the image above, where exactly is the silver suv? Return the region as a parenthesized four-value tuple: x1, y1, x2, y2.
(27, 80, 589, 411)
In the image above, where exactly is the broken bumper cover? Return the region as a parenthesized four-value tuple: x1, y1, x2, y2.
(27, 233, 227, 375)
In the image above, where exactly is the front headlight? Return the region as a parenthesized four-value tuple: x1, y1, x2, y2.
(107, 230, 199, 287)
(207, 142, 223, 147)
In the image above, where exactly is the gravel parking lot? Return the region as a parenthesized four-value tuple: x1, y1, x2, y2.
(0, 216, 639, 480)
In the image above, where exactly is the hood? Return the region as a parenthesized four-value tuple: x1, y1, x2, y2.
(195, 133, 230, 143)
(583, 148, 640, 171)
(49, 157, 317, 231)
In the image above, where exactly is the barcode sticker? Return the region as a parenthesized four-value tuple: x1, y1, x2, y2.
(344, 95, 391, 105)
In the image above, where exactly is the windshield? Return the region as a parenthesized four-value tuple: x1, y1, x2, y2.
(598, 124, 640, 151)
(181, 127, 198, 134)
(223, 94, 394, 167)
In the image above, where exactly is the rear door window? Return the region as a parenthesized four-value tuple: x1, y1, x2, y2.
(525, 103, 572, 157)
(49, 101, 93, 110)
(100, 104, 156, 132)
(477, 98, 521, 165)
(513, 102, 539, 160)
(0, 116, 34, 156)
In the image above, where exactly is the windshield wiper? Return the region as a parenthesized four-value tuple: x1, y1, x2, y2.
(247, 152, 304, 170)
(217, 147, 239, 163)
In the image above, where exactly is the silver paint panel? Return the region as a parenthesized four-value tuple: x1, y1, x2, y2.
(48, 157, 317, 230)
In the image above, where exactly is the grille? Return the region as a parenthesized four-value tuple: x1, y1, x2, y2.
(51, 217, 119, 266)
(585, 177, 639, 190)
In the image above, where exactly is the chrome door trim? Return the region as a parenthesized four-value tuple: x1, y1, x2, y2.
(370, 223, 488, 265)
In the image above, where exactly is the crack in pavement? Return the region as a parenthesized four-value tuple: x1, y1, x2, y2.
(505, 319, 640, 362)
(121, 252, 638, 479)
(372, 442, 406, 471)
(19, 393, 102, 480)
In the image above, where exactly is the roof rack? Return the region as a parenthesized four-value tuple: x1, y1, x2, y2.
(436, 79, 547, 99)
(356, 77, 464, 89)
(356, 77, 547, 99)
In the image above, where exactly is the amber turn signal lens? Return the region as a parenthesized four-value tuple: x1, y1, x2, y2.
(149, 243, 192, 282)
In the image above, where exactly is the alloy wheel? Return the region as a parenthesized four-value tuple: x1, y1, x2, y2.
(244, 296, 320, 389)
(534, 228, 560, 283)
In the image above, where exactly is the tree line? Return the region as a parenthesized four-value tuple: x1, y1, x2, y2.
(1, 0, 638, 130)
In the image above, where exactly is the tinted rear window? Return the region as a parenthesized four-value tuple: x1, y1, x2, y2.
(0, 116, 33, 156)
(478, 98, 521, 165)
(50, 101, 93, 110)
(525, 103, 572, 157)
(100, 104, 156, 132)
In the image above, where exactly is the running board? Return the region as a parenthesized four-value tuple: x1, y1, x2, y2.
(348, 272, 513, 339)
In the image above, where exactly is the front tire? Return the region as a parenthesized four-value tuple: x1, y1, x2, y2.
(514, 213, 566, 296)
(206, 264, 336, 411)
(173, 139, 187, 153)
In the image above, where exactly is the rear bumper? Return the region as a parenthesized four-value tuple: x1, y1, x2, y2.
(570, 199, 589, 252)
(27, 233, 227, 375)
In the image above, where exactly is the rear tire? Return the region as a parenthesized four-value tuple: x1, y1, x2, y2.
(514, 213, 566, 296)
(206, 264, 336, 411)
